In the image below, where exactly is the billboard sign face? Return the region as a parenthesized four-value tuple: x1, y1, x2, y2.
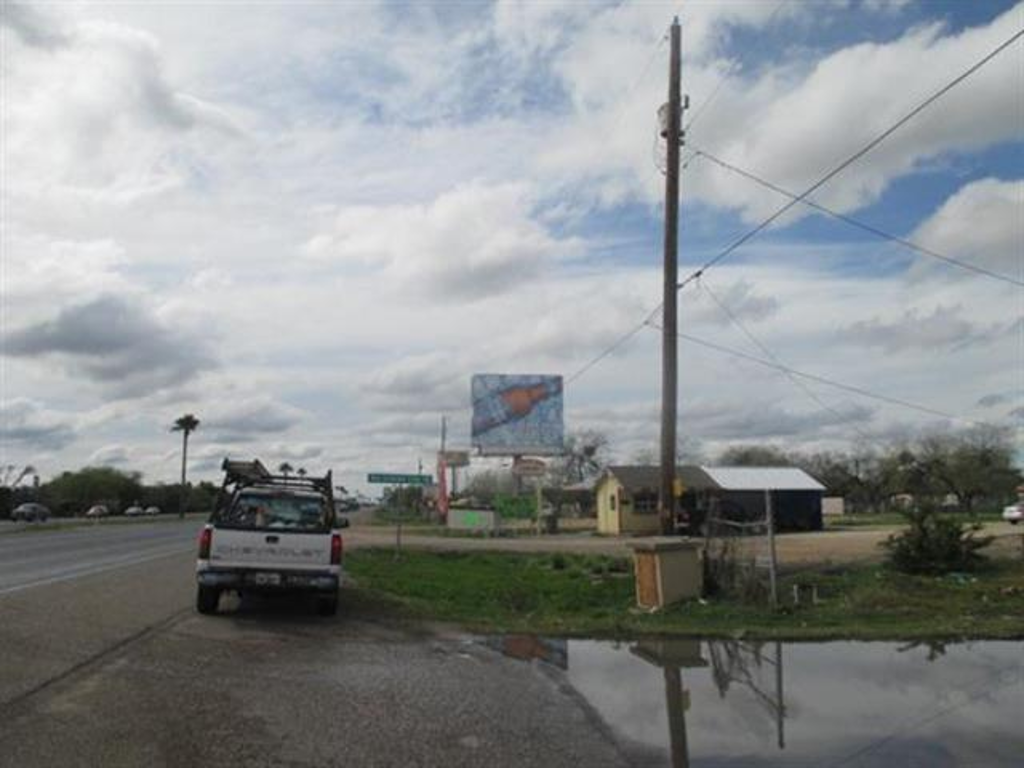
(471, 374, 564, 456)
(512, 457, 547, 476)
(438, 450, 470, 468)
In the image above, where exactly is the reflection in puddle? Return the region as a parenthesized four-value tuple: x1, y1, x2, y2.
(481, 635, 1024, 767)
(478, 634, 568, 669)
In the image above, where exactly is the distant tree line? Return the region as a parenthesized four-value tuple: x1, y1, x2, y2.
(0, 466, 220, 519)
(460, 426, 1019, 515)
(715, 427, 1020, 513)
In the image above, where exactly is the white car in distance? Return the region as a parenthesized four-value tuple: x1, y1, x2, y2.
(1003, 503, 1023, 525)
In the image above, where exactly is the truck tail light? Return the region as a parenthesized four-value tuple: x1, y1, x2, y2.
(198, 527, 213, 559)
(330, 533, 343, 565)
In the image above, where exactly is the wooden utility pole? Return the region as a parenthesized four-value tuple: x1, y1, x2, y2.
(659, 17, 682, 536)
(765, 489, 779, 607)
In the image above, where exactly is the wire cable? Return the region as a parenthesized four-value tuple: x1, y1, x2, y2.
(563, 23, 1023, 393)
(677, 25, 1024, 290)
(693, 148, 1024, 287)
(698, 279, 875, 442)
(647, 326, 998, 428)
(683, 0, 790, 136)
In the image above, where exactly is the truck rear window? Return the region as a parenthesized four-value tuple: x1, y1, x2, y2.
(218, 493, 328, 531)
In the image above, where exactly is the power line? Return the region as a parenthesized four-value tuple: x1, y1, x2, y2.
(698, 279, 875, 442)
(693, 147, 1024, 287)
(677, 25, 1024, 291)
(563, 24, 1022, 391)
(565, 307, 661, 385)
(682, 0, 790, 136)
(651, 326, 997, 429)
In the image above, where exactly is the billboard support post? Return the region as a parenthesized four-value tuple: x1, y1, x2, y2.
(536, 481, 543, 535)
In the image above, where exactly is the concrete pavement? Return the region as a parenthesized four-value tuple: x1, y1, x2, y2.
(0, 521, 630, 767)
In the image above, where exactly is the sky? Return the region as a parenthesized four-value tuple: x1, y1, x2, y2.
(1, 0, 1021, 492)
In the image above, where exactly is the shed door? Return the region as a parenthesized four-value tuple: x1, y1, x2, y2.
(635, 552, 659, 608)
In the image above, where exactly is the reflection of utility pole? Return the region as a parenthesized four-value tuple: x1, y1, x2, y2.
(775, 641, 786, 750)
(658, 16, 682, 536)
(664, 666, 690, 768)
(630, 639, 702, 767)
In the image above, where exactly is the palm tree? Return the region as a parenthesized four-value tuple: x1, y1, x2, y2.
(278, 462, 294, 478)
(171, 414, 200, 518)
(297, 468, 307, 478)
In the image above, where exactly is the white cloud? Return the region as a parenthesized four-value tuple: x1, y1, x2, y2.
(0, 398, 77, 454)
(305, 181, 582, 298)
(202, 396, 309, 442)
(910, 177, 1024, 278)
(3, 295, 216, 398)
(88, 444, 130, 466)
(541, 3, 1023, 222)
(2, 8, 241, 208)
(844, 304, 1013, 352)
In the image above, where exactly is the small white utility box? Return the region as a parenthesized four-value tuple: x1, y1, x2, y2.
(628, 539, 703, 609)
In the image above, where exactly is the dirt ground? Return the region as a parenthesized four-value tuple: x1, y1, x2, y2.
(347, 522, 1024, 567)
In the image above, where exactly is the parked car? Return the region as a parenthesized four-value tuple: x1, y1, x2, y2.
(195, 459, 346, 616)
(124, 505, 145, 517)
(1004, 503, 1023, 525)
(335, 496, 360, 513)
(86, 504, 109, 518)
(12, 503, 50, 522)
(144, 506, 161, 516)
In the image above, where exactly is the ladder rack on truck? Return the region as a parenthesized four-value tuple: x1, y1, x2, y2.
(212, 459, 336, 525)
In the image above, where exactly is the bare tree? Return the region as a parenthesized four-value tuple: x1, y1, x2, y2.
(553, 430, 609, 486)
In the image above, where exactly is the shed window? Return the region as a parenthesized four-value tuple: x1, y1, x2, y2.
(610, 493, 617, 511)
(634, 494, 658, 514)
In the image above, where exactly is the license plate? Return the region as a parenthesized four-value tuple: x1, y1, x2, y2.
(253, 573, 281, 586)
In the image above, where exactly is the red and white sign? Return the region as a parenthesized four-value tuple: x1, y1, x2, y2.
(512, 457, 547, 477)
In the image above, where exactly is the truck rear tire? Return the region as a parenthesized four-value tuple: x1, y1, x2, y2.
(196, 586, 220, 615)
(317, 593, 338, 616)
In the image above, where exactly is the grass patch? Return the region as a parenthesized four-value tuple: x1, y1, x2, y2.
(826, 510, 1003, 529)
(0, 512, 207, 535)
(345, 549, 1024, 640)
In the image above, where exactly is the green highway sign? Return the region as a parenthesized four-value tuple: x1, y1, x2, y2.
(367, 473, 433, 485)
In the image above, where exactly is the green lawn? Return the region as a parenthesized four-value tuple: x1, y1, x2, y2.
(344, 549, 1024, 640)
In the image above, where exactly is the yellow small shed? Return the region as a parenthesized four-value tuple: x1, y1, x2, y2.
(596, 466, 668, 535)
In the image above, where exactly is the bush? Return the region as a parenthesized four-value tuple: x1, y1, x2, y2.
(493, 494, 536, 520)
(883, 506, 993, 575)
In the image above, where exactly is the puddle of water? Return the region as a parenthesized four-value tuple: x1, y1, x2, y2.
(481, 635, 1024, 767)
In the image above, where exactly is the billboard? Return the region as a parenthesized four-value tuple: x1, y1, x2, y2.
(438, 450, 470, 468)
(471, 374, 564, 456)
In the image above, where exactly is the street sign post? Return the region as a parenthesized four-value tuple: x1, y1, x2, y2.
(367, 473, 433, 485)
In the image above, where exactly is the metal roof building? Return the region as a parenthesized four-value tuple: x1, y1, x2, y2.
(699, 467, 825, 492)
(595, 465, 825, 536)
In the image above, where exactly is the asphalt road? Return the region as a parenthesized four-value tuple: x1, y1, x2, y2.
(0, 521, 629, 767)
(0, 519, 199, 595)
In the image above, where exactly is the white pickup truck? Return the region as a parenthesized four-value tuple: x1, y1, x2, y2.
(195, 459, 347, 616)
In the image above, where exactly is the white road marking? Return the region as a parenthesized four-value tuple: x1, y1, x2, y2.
(0, 546, 193, 596)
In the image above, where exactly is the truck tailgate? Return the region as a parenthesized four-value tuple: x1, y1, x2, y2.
(209, 528, 333, 570)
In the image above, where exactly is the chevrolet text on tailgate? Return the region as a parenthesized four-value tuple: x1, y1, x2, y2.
(195, 459, 347, 616)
